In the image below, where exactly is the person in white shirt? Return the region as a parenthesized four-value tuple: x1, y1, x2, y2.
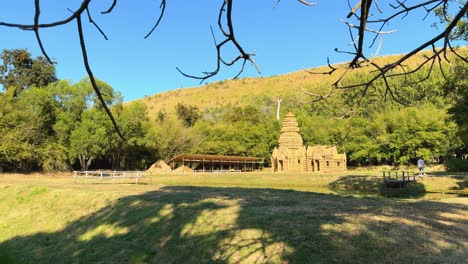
(417, 158, 425, 177)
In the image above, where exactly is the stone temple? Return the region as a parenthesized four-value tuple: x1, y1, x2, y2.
(271, 112, 347, 173)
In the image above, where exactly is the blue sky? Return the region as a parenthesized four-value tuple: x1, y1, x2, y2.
(0, 0, 448, 101)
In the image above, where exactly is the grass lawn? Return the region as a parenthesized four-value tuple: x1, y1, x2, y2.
(0, 172, 467, 263)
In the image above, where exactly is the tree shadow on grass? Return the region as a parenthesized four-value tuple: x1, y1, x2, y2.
(0, 186, 467, 263)
(329, 175, 383, 196)
(450, 175, 468, 190)
(329, 175, 426, 198)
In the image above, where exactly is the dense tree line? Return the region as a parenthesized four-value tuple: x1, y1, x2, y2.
(0, 48, 466, 172)
(0, 78, 155, 172)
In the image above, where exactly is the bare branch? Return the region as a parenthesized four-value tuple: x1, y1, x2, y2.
(86, 8, 108, 40)
(274, 0, 317, 8)
(76, 14, 126, 141)
(297, 0, 317, 6)
(101, 0, 117, 14)
(368, 0, 441, 23)
(33, 0, 54, 64)
(340, 19, 397, 35)
(349, 0, 373, 68)
(332, 1, 467, 95)
(300, 86, 335, 102)
(177, 0, 260, 83)
(0, 0, 91, 30)
(347, 0, 362, 18)
(144, 0, 166, 39)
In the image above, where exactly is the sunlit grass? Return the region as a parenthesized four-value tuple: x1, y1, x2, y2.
(0, 172, 467, 263)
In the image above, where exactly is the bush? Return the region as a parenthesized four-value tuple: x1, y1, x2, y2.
(384, 182, 426, 198)
(445, 159, 468, 172)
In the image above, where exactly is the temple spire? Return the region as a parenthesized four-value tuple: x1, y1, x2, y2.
(277, 112, 303, 149)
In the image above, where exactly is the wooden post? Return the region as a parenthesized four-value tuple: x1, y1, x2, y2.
(73, 171, 77, 183)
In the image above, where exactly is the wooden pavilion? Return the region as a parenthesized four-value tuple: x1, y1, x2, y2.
(167, 154, 263, 172)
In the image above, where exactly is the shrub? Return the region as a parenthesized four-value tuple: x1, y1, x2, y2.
(445, 159, 468, 172)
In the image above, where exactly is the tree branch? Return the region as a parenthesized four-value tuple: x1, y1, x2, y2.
(33, 0, 54, 64)
(76, 14, 126, 140)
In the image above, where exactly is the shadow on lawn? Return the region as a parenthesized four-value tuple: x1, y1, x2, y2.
(329, 175, 426, 198)
(1, 186, 467, 263)
(450, 175, 468, 191)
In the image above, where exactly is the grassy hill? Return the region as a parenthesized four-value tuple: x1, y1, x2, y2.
(136, 50, 462, 118)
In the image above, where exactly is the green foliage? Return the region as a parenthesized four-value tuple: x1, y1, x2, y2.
(157, 109, 166, 123)
(69, 109, 112, 170)
(445, 61, 468, 150)
(155, 117, 201, 160)
(0, 48, 57, 94)
(343, 106, 459, 166)
(223, 105, 262, 124)
(445, 159, 468, 172)
(176, 102, 201, 127)
(110, 101, 156, 170)
(0, 86, 58, 171)
(192, 105, 279, 165)
(434, 4, 468, 41)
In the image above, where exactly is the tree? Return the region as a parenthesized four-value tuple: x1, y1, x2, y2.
(176, 103, 201, 127)
(0, 48, 57, 94)
(69, 109, 112, 171)
(0, 1, 465, 139)
(53, 79, 124, 171)
(445, 60, 468, 151)
(108, 101, 156, 170)
(0, 86, 58, 171)
(148, 117, 201, 160)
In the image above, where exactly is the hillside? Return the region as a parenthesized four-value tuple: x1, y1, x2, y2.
(136, 50, 462, 118)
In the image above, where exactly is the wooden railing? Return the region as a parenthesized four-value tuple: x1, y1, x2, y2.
(73, 171, 148, 184)
(382, 171, 416, 191)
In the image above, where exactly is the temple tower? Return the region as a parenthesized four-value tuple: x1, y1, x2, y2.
(271, 112, 347, 173)
(272, 112, 307, 172)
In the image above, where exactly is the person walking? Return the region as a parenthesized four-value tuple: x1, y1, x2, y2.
(417, 158, 425, 177)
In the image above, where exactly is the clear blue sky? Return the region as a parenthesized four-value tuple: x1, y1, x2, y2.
(0, 1, 446, 101)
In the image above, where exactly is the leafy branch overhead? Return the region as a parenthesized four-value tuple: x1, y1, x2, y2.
(0, 0, 466, 140)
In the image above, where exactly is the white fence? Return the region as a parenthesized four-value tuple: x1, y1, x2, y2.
(73, 171, 147, 184)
